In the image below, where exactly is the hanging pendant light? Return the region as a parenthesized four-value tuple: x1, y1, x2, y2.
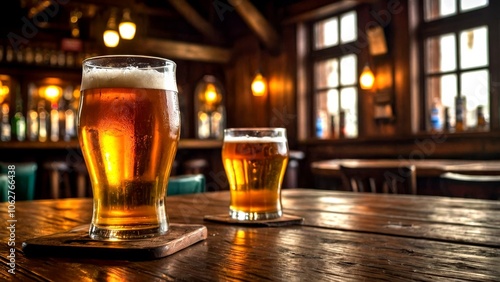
(103, 9, 120, 48)
(251, 70, 267, 96)
(119, 9, 136, 40)
(360, 64, 375, 90)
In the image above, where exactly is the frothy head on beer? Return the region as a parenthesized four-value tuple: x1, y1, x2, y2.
(82, 56, 177, 91)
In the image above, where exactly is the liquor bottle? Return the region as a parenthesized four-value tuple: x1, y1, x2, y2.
(11, 86, 26, 141)
(455, 96, 466, 132)
(64, 107, 76, 141)
(38, 101, 48, 142)
(430, 98, 442, 132)
(443, 107, 451, 132)
(50, 103, 59, 142)
(476, 105, 487, 131)
(339, 111, 345, 139)
(1, 104, 11, 141)
(27, 107, 38, 141)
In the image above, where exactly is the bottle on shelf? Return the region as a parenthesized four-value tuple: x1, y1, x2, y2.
(339, 111, 346, 139)
(27, 107, 38, 141)
(443, 106, 451, 132)
(38, 101, 48, 142)
(11, 88, 26, 141)
(455, 96, 466, 132)
(64, 107, 76, 141)
(476, 105, 488, 131)
(50, 102, 59, 142)
(1, 104, 11, 141)
(429, 97, 443, 132)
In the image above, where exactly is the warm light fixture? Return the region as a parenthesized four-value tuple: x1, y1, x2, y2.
(251, 71, 267, 96)
(119, 9, 136, 40)
(0, 81, 9, 104)
(40, 85, 62, 102)
(103, 10, 120, 48)
(204, 83, 218, 105)
(360, 64, 375, 90)
(70, 9, 82, 38)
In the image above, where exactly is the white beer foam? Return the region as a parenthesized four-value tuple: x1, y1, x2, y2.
(224, 136, 288, 143)
(81, 67, 177, 91)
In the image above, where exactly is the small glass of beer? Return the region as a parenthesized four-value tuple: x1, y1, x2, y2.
(78, 55, 180, 240)
(222, 128, 289, 220)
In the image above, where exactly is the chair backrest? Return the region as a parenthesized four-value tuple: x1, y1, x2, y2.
(167, 174, 206, 195)
(439, 172, 500, 200)
(339, 165, 417, 194)
(0, 162, 38, 201)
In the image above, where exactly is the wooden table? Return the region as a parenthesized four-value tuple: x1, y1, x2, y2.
(2, 189, 500, 281)
(311, 159, 500, 177)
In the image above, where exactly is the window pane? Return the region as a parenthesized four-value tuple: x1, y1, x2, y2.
(426, 33, 456, 73)
(314, 17, 338, 50)
(460, 0, 488, 12)
(427, 74, 457, 107)
(460, 26, 488, 69)
(340, 55, 357, 86)
(315, 59, 338, 89)
(426, 74, 457, 130)
(340, 11, 357, 43)
(440, 75, 458, 108)
(425, 0, 456, 21)
(461, 70, 489, 128)
(340, 87, 358, 138)
(315, 90, 338, 139)
(327, 89, 339, 115)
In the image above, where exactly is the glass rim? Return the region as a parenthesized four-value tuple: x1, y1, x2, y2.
(83, 55, 176, 69)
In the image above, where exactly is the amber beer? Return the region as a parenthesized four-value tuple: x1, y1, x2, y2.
(222, 128, 289, 220)
(78, 56, 179, 240)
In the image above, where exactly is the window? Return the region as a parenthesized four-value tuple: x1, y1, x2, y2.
(312, 11, 358, 139)
(420, 0, 491, 132)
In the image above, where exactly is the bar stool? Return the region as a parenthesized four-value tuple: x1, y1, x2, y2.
(43, 162, 72, 199)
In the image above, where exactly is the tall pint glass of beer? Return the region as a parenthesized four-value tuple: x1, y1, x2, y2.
(78, 56, 180, 240)
(222, 128, 289, 220)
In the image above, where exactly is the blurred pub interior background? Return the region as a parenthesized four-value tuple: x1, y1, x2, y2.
(0, 0, 499, 199)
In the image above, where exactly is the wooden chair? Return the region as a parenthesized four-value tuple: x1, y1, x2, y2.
(339, 165, 417, 194)
(439, 172, 500, 200)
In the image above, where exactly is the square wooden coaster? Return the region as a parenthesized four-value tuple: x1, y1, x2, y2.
(22, 223, 207, 261)
(204, 214, 304, 227)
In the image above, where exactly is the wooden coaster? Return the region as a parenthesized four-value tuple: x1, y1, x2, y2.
(204, 214, 304, 227)
(22, 223, 207, 261)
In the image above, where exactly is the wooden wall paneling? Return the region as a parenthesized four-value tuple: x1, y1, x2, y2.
(225, 35, 268, 128)
(392, 0, 412, 136)
(267, 25, 298, 148)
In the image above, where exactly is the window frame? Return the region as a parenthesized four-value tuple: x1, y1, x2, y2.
(307, 9, 362, 139)
(416, 1, 500, 132)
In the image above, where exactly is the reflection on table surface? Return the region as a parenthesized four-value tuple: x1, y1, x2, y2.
(2, 189, 500, 281)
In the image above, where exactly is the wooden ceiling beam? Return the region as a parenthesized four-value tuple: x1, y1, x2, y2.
(141, 38, 231, 64)
(167, 0, 225, 44)
(228, 0, 280, 53)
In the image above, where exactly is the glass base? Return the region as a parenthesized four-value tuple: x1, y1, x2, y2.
(89, 223, 168, 241)
(229, 209, 282, 221)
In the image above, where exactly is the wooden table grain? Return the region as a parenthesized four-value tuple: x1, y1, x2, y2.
(2, 189, 500, 281)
